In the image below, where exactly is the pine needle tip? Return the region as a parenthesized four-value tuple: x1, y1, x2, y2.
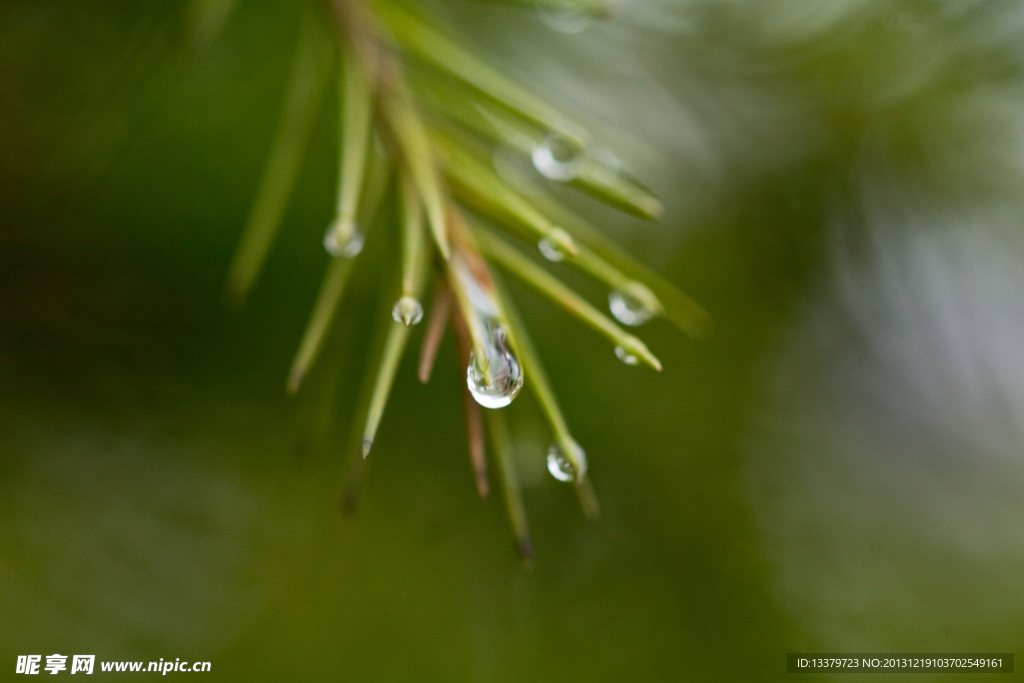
(517, 537, 535, 563)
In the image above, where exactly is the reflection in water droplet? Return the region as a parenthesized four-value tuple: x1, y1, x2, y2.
(451, 254, 525, 409)
(546, 441, 587, 482)
(608, 287, 654, 326)
(532, 135, 580, 181)
(391, 296, 424, 326)
(323, 221, 364, 258)
(538, 237, 566, 262)
(538, 7, 591, 34)
(614, 345, 639, 365)
(467, 325, 524, 409)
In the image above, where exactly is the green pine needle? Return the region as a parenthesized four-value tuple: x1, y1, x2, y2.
(287, 255, 357, 395)
(380, 79, 451, 259)
(218, 0, 709, 557)
(474, 224, 663, 371)
(377, 1, 590, 149)
(489, 270, 592, 484)
(484, 409, 534, 561)
(327, 42, 374, 253)
(225, 8, 332, 303)
(509, 177, 712, 337)
(433, 131, 579, 257)
(361, 318, 413, 458)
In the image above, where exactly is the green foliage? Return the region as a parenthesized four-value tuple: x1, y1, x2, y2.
(216, 0, 707, 550)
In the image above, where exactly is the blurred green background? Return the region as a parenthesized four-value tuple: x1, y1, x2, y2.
(2, 1, 1023, 680)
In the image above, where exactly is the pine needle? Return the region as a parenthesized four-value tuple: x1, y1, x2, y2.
(485, 409, 534, 561)
(225, 8, 332, 304)
(491, 273, 599, 516)
(362, 203, 429, 456)
(451, 305, 490, 498)
(474, 224, 663, 371)
(184, 0, 240, 50)
(432, 131, 578, 257)
(326, 42, 374, 253)
(287, 256, 357, 395)
(399, 171, 428, 300)
(474, 104, 663, 219)
(418, 283, 453, 383)
(514, 183, 712, 337)
(287, 143, 392, 395)
(361, 318, 413, 458)
(378, 1, 590, 149)
(380, 79, 451, 259)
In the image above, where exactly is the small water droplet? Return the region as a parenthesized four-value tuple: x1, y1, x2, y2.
(532, 135, 579, 181)
(538, 6, 591, 34)
(538, 237, 566, 262)
(614, 345, 639, 365)
(391, 296, 424, 326)
(547, 451, 574, 481)
(544, 440, 585, 483)
(546, 441, 587, 482)
(323, 221, 364, 258)
(608, 287, 654, 326)
(466, 326, 524, 409)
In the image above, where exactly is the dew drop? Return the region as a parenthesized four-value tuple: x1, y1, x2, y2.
(546, 441, 587, 482)
(544, 440, 585, 483)
(466, 326, 524, 409)
(532, 135, 580, 181)
(323, 221, 364, 258)
(608, 287, 654, 326)
(391, 296, 424, 326)
(538, 237, 566, 262)
(614, 345, 639, 365)
(546, 450, 575, 482)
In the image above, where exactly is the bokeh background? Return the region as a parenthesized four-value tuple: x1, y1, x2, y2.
(3, 0, 1024, 680)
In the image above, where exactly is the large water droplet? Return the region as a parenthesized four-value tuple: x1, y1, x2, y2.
(608, 287, 654, 326)
(466, 326, 524, 409)
(614, 345, 639, 365)
(532, 135, 579, 181)
(391, 296, 424, 326)
(546, 441, 587, 482)
(323, 221, 364, 258)
(538, 6, 591, 34)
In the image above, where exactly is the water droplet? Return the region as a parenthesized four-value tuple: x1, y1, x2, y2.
(546, 441, 587, 482)
(608, 287, 654, 326)
(614, 345, 639, 365)
(466, 326, 524, 409)
(391, 296, 424, 326)
(538, 6, 591, 34)
(532, 135, 579, 181)
(323, 221, 364, 258)
(546, 450, 574, 481)
(538, 237, 566, 262)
